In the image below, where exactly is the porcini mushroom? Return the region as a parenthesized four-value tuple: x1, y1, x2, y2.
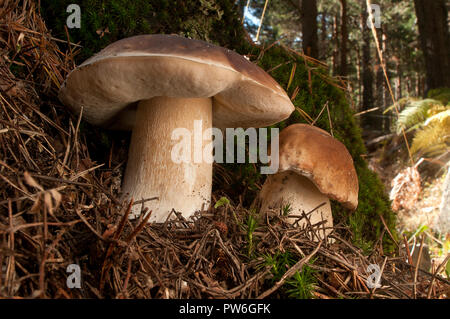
(58, 34, 294, 222)
(255, 124, 358, 239)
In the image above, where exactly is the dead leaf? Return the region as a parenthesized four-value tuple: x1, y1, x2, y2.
(24, 171, 43, 191)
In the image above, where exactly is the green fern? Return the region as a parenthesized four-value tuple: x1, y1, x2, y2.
(424, 109, 450, 126)
(411, 116, 450, 158)
(395, 99, 443, 133)
(384, 96, 419, 115)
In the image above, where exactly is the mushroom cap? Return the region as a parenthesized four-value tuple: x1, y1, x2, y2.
(277, 124, 359, 210)
(58, 34, 294, 129)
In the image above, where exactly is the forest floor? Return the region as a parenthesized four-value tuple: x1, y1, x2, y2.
(367, 138, 449, 275)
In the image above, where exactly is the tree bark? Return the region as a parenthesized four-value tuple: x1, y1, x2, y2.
(413, 0, 450, 93)
(339, 0, 348, 77)
(301, 0, 319, 59)
(375, 29, 385, 129)
(361, 1, 375, 130)
(332, 15, 339, 75)
(319, 9, 327, 60)
(356, 44, 362, 109)
(396, 62, 402, 100)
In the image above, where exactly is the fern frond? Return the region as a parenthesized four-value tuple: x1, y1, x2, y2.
(411, 118, 450, 158)
(424, 109, 450, 126)
(396, 99, 443, 134)
(384, 97, 418, 114)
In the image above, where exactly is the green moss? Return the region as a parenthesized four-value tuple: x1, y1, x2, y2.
(262, 251, 317, 299)
(40, 0, 247, 63)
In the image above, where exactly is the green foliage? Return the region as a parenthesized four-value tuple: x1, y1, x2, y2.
(263, 251, 317, 299)
(387, 93, 449, 159)
(281, 203, 292, 216)
(411, 116, 450, 158)
(395, 99, 443, 133)
(344, 163, 398, 253)
(424, 109, 450, 126)
(41, 0, 152, 61)
(384, 97, 419, 114)
(40, 0, 247, 63)
(428, 87, 450, 105)
(214, 196, 230, 208)
(246, 213, 258, 256)
(285, 264, 317, 299)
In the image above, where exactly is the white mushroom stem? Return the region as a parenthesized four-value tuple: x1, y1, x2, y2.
(121, 96, 212, 222)
(256, 171, 333, 239)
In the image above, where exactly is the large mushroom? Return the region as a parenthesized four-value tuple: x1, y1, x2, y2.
(58, 34, 294, 222)
(255, 124, 359, 239)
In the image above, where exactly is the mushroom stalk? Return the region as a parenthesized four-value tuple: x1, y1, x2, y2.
(257, 171, 333, 239)
(122, 96, 213, 222)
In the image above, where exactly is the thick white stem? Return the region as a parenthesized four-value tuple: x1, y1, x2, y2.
(257, 171, 333, 239)
(121, 96, 212, 222)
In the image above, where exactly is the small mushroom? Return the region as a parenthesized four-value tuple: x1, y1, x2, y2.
(255, 124, 359, 239)
(58, 34, 294, 222)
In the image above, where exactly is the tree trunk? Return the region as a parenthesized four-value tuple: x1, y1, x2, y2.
(356, 44, 362, 109)
(375, 29, 385, 130)
(396, 62, 402, 100)
(301, 0, 319, 59)
(332, 15, 339, 75)
(383, 41, 392, 132)
(339, 0, 348, 77)
(413, 0, 450, 93)
(361, 1, 375, 129)
(319, 9, 327, 60)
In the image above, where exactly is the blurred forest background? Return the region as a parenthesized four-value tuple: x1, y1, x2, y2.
(241, 0, 449, 135)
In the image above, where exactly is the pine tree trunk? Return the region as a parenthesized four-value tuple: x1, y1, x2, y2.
(406, 76, 411, 96)
(332, 15, 339, 75)
(361, 2, 374, 129)
(356, 45, 362, 109)
(319, 9, 327, 60)
(301, 0, 319, 59)
(413, 0, 450, 93)
(396, 62, 402, 100)
(339, 0, 348, 77)
(375, 29, 385, 132)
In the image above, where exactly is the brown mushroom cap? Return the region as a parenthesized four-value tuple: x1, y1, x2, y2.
(58, 34, 294, 129)
(277, 124, 359, 210)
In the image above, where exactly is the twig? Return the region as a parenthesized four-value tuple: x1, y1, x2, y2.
(257, 241, 322, 299)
